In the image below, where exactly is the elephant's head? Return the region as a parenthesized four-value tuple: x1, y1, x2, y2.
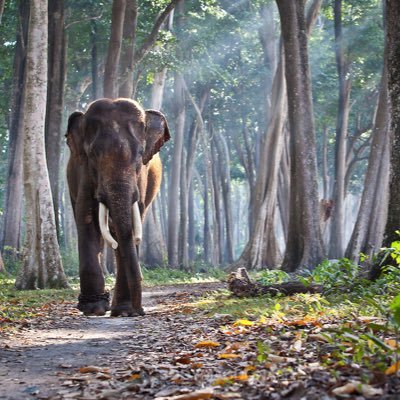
(66, 98, 170, 249)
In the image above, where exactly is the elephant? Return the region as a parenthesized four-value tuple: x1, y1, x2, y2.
(66, 98, 170, 317)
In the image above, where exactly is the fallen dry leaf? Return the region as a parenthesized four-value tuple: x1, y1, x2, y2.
(155, 387, 214, 400)
(385, 361, 400, 375)
(332, 382, 358, 395)
(218, 353, 240, 359)
(195, 340, 221, 348)
(359, 384, 383, 397)
(79, 366, 109, 374)
(233, 319, 254, 327)
(213, 374, 249, 386)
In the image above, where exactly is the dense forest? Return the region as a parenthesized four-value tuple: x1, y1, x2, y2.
(2, 1, 400, 398)
(0, 0, 398, 284)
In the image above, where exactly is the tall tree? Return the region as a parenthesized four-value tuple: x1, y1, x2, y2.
(276, 0, 325, 271)
(103, 0, 126, 98)
(329, 0, 352, 258)
(0, 0, 5, 24)
(167, 0, 185, 267)
(1, 0, 29, 253)
(232, 0, 322, 271)
(346, 62, 389, 262)
(382, 0, 400, 249)
(118, 0, 179, 98)
(45, 0, 66, 239)
(15, 0, 68, 290)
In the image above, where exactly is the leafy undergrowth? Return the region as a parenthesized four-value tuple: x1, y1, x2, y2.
(1, 260, 400, 399)
(0, 276, 78, 328)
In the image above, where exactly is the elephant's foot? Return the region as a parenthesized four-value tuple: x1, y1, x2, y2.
(77, 292, 110, 316)
(110, 302, 145, 317)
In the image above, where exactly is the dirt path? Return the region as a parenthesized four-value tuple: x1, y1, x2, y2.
(2, 283, 400, 400)
(0, 282, 226, 400)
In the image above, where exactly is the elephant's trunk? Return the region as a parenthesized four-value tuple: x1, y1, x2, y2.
(105, 197, 143, 313)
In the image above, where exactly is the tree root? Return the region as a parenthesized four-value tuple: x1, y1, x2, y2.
(227, 268, 322, 297)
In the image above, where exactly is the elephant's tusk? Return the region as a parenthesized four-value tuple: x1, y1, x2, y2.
(132, 202, 142, 246)
(99, 203, 118, 249)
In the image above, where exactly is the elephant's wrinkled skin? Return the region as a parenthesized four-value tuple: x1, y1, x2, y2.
(66, 98, 170, 317)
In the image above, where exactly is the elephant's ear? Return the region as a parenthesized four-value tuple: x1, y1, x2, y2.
(143, 110, 171, 165)
(65, 111, 84, 161)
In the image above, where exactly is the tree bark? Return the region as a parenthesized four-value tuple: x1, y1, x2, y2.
(118, 0, 178, 98)
(1, 0, 29, 253)
(90, 19, 101, 99)
(0, 251, 4, 273)
(228, 268, 321, 298)
(277, 0, 325, 271)
(382, 0, 400, 248)
(15, 0, 68, 290)
(168, 72, 185, 267)
(211, 143, 222, 265)
(140, 69, 168, 267)
(0, 0, 5, 25)
(214, 131, 234, 263)
(45, 0, 66, 239)
(329, 0, 352, 258)
(346, 64, 390, 262)
(103, 0, 126, 98)
(118, 0, 137, 98)
(167, 0, 185, 267)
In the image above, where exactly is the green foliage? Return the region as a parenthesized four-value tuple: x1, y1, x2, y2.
(142, 266, 224, 286)
(0, 275, 77, 325)
(1, 247, 23, 275)
(61, 248, 79, 277)
(257, 269, 290, 285)
(299, 258, 360, 292)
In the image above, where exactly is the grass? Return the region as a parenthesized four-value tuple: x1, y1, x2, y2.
(0, 276, 78, 325)
(142, 265, 225, 286)
(0, 265, 225, 327)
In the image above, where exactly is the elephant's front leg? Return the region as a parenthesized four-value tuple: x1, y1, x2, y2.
(111, 242, 144, 317)
(76, 203, 110, 316)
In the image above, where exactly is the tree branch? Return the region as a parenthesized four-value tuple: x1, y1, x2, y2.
(135, 0, 179, 64)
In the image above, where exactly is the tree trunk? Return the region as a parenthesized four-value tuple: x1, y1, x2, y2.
(179, 146, 189, 268)
(329, 0, 352, 258)
(167, 0, 185, 267)
(90, 19, 101, 99)
(188, 181, 195, 261)
(15, 0, 68, 290)
(1, 0, 29, 253)
(103, 0, 126, 98)
(0, 0, 5, 25)
(382, 0, 400, 249)
(168, 73, 185, 267)
(211, 143, 222, 265)
(346, 64, 390, 262)
(277, 0, 325, 271)
(202, 152, 212, 264)
(45, 0, 66, 239)
(214, 131, 234, 263)
(0, 251, 4, 273)
(140, 69, 168, 267)
(118, 0, 137, 98)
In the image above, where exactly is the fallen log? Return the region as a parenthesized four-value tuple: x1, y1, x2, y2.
(227, 268, 322, 297)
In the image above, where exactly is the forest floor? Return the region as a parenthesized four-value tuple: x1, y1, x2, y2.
(1, 279, 400, 400)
